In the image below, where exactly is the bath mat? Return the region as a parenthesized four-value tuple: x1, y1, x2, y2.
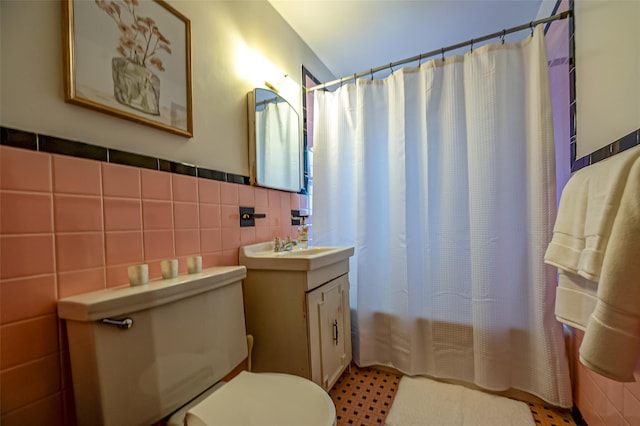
(385, 376, 535, 426)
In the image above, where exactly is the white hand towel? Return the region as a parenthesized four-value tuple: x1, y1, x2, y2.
(580, 156, 640, 381)
(554, 270, 598, 331)
(545, 145, 640, 280)
(545, 145, 640, 382)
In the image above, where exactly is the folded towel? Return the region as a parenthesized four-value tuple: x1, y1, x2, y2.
(545, 145, 640, 382)
(545, 146, 640, 280)
(580, 302, 640, 382)
(554, 270, 597, 331)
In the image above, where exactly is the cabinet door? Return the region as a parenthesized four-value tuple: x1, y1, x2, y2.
(307, 274, 351, 390)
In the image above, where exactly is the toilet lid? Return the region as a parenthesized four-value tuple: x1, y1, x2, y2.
(185, 371, 336, 426)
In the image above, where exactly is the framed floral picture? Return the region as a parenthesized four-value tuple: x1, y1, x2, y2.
(63, 0, 193, 137)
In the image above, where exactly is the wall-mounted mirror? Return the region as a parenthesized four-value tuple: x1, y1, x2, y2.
(248, 88, 302, 192)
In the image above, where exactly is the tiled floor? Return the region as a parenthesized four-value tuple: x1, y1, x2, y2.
(329, 365, 577, 426)
(527, 402, 577, 426)
(330, 365, 401, 425)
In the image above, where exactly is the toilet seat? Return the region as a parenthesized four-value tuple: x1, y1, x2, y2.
(185, 371, 336, 426)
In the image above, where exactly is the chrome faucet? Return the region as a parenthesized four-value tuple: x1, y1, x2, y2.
(274, 236, 297, 252)
(283, 236, 297, 251)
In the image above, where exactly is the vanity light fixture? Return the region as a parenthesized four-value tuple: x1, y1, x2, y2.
(265, 81, 279, 93)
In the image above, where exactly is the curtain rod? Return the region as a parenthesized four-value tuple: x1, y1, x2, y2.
(307, 10, 571, 92)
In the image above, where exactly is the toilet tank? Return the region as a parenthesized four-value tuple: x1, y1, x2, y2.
(58, 266, 248, 426)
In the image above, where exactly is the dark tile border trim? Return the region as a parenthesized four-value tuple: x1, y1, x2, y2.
(166, 162, 197, 177)
(227, 173, 250, 185)
(0, 126, 250, 184)
(108, 149, 158, 171)
(6, 125, 635, 184)
(40, 135, 108, 162)
(1, 127, 37, 151)
(571, 128, 640, 172)
(197, 167, 226, 182)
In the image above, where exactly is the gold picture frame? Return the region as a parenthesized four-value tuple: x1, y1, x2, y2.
(63, 0, 193, 137)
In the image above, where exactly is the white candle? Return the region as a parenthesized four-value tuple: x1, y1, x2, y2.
(187, 256, 202, 274)
(128, 264, 149, 286)
(160, 259, 179, 279)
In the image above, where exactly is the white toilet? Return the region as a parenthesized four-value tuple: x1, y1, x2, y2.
(57, 266, 336, 426)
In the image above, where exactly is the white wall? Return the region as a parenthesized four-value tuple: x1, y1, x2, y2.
(0, 0, 334, 176)
(575, 0, 640, 158)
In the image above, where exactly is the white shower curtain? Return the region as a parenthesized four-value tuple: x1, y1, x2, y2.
(256, 101, 299, 189)
(312, 26, 572, 407)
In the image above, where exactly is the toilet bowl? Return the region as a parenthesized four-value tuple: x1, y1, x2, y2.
(169, 371, 336, 426)
(57, 266, 336, 426)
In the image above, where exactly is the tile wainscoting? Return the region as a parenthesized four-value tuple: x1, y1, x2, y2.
(0, 137, 307, 425)
(569, 328, 640, 426)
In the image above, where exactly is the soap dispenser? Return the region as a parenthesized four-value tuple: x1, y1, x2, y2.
(297, 217, 309, 249)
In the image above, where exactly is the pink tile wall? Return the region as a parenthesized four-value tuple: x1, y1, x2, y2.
(570, 327, 640, 425)
(0, 145, 307, 425)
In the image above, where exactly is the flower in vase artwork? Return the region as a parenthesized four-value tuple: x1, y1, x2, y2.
(95, 0, 172, 115)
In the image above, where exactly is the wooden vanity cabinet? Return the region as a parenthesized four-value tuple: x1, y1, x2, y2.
(242, 259, 352, 391)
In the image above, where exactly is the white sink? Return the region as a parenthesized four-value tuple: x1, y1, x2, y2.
(239, 242, 354, 271)
(274, 246, 336, 256)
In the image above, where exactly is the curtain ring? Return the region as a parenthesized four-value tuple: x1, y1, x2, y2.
(470, 39, 474, 53)
(501, 29, 506, 44)
(353, 73, 357, 84)
(389, 63, 394, 74)
(418, 53, 422, 66)
(530, 21, 534, 37)
(370, 68, 374, 80)
(441, 48, 445, 62)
